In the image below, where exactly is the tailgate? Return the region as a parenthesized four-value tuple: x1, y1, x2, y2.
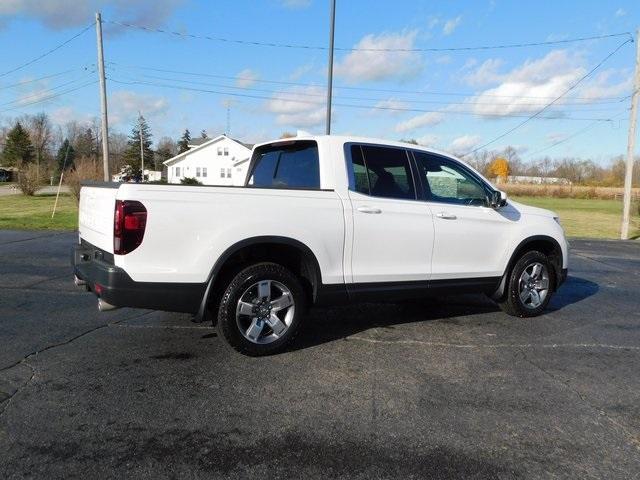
(78, 185, 118, 253)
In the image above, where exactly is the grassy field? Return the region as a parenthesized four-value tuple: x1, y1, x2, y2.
(512, 196, 639, 239)
(0, 192, 638, 239)
(0, 194, 78, 231)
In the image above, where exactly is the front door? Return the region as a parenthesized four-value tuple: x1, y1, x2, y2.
(412, 151, 512, 280)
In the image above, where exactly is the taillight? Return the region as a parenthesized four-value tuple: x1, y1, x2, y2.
(114, 200, 147, 255)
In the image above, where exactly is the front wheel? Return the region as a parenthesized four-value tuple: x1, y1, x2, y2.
(498, 250, 554, 317)
(217, 262, 306, 356)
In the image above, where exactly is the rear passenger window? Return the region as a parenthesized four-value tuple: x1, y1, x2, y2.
(248, 141, 320, 189)
(349, 145, 415, 200)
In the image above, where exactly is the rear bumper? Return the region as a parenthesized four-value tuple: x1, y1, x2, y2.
(71, 242, 206, 314)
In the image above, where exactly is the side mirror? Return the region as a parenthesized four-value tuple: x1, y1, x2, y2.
(488, 190, 507, 209)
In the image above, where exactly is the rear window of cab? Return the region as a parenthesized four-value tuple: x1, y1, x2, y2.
(247, 140, 320, 189)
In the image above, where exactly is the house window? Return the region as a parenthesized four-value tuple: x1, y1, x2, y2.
(202, 167, 207, 178)
(196, 167, 201, 177)
(217, 147, 222, 155)
(226, 168, 232, 178)
(175, 167, 180, 177)
(220, 168, 225, 178)
(223, 147, 229, 156)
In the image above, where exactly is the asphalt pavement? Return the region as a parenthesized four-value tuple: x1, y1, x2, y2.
(1, 230, 639, 479)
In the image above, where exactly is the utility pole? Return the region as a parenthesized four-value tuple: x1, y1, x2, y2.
(621, 28, 640, 240)
(139, 113, 145, 182)
(325, 0, 336, 135)
(95, 12, 110, 182)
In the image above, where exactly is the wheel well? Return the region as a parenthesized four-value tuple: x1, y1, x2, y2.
(208, 241, 320, 312)
(491, 236, 563, 301)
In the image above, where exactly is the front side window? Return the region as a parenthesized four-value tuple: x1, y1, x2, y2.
(223, 147, 229, 156)
(196, 167, 201, 177)
(349, 145, 415, 200)
(217, 147, 222, 155)
(413, 152, 489, 206)
(220, 168, 225, 178)
(226, 168, 232, 178)
(248, 141, 320, 189)
(202, 167, 207, 177)
(175, 167, 180, 177)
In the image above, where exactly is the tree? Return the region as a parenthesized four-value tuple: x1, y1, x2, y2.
(489, 157, 510, 182)
(155, 136, 177, 170)
(177, 129, 191, 153)
(279, 132, 296, 139)
(74, 127, 97, 160)
(2, 122, 34, 167)
(24, 112, 52, 174)
(56, 139, 76, 174)
(399, 138, 418, 145)
(123, 115, 154, 178)
(200, 129, 208, 139)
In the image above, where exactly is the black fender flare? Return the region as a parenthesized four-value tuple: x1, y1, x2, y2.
(490, 235, 564, 301)
(194, 235, 322, 322)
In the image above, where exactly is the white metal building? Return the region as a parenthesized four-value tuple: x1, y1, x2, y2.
(164, 134, 253, 186)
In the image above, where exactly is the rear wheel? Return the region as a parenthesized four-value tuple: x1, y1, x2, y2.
(217, 262, 306, 356)
(498, 250, 554, 317)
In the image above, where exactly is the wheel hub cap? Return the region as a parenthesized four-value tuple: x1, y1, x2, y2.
(518, 262, 550, 310)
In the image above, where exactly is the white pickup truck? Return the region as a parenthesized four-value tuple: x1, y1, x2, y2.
(73, 135, 568, 355)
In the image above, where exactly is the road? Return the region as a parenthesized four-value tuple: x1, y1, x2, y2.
(1, 230, 639, 479)
(0, 185, 70, 196)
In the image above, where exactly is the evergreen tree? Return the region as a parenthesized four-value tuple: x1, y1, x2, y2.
(56, 139, 76, 173)
(123, 115, 154, 178)
(2, 122, 34, 167)
(200, 129, 208, 139)
(74, 128, 97, 159)
(177, 129, 191, 153)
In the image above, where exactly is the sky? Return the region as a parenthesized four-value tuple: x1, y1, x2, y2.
(0, 0, 638, 163)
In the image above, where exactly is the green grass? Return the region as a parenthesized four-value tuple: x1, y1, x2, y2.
(512, 196, 639, 239)
(0, 193, 78, 230)
(0, 191, 637, 239)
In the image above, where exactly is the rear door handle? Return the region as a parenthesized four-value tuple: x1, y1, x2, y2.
(436, 212, 457, 220)
(357, 206, 382, 214)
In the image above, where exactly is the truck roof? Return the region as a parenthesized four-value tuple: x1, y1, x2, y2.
(252, 134, 460, 162)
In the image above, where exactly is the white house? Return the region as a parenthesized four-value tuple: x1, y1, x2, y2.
(164, 134, 253, 186)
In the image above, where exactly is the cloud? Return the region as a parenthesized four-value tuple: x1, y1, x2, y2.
(546, 132, 568, 143)
(235, 69, 259, 88)
(395, 112, 444, 133)
(427, 15, 440, 30)
(279, 0, 312, 8)
(335, 31, 423, 83)
(615, 8, 626, 17)
(109, 90, 169, 126)
(266, 86, 325, 128)
(465, 50, 587, 117)
(0, 0, 183, 30)
(450, 135, 482, 152)
(289, 62, 315, 80)
(443, 16, 462, 35)
(372, 98, 409, 115)
(463, 58, 503, 87)
(415, 134, 439, 147)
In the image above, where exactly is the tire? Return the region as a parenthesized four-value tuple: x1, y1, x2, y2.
(216, 262, 306, 356)
(498, 250, 555, 317)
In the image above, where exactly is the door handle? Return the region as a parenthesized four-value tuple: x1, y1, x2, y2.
(357, 206, 382, 214)
(436, 212, 457, 220)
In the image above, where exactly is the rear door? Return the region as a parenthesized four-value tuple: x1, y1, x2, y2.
(347, 144, 434, 284)
(78, 185, 118, 252)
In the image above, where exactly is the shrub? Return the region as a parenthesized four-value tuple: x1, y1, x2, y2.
(180, 176, 202, 185)
(17, 164, 41, 196)
(65, 158, 103, 203)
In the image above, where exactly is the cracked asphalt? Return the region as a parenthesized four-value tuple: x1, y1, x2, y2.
(1, 230, 639, 479)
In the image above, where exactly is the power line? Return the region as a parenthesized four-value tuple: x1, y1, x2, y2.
(107, 62, 632, 102)
(106, 20, 632, 52)
(0, 67, 91, 91)
(463, 38, 633, 156)
(0, 23, 95, 79)
(0, 73, 96, 108)
(106, 67, 627, 111)
(107, 77, 615, 122)
(0, 80, 97, 113)
(524, 109, 630, 158)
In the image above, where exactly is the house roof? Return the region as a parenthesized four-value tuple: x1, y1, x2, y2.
(163, 134, 253, 166)
(187, 137, 209, 147)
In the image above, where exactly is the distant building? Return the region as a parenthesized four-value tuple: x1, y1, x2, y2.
(507, 175, 571, 185)
(112, 169, 162, 183)
(163, 134, 254, 186)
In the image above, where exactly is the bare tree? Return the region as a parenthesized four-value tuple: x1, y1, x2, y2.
(23, 113, 53, 175)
